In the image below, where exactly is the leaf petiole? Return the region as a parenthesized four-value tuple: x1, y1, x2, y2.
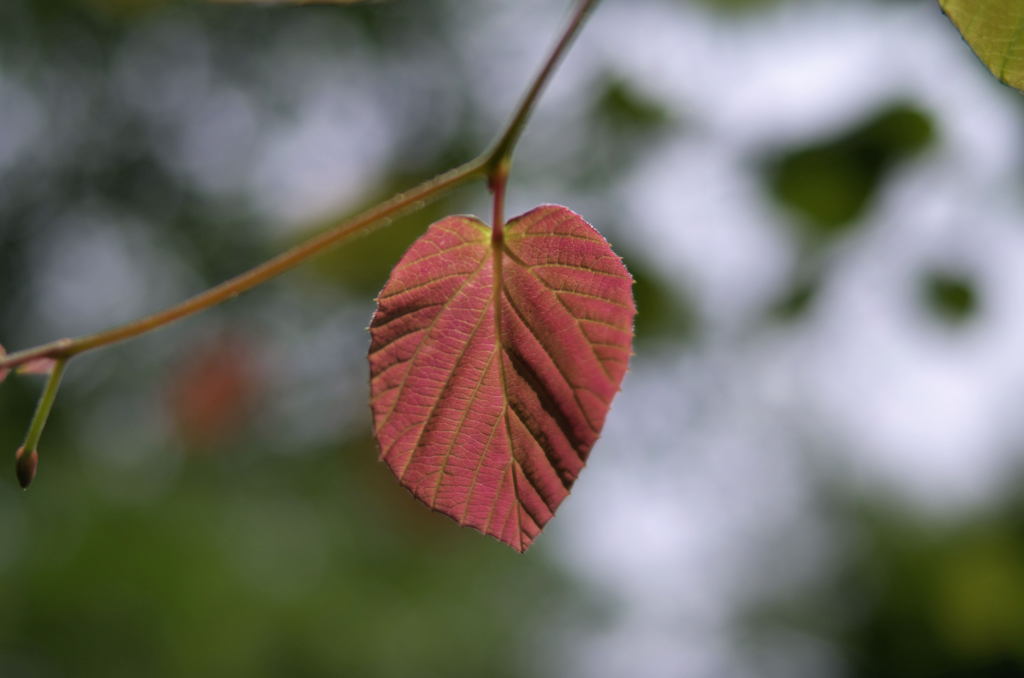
(16, 358, 68, 487)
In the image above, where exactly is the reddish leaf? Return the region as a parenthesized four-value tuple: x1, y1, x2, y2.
(0, 345, 56, 380)
(16, 357, 58, 376)
(368, 205, 635, 552)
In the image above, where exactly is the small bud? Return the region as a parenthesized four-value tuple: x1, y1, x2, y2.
(15, 447, 38, 489)
(0, 344, 8, 384)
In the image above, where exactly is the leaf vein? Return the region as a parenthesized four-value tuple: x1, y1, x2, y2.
(502, 288, 601, 433)
(375, 254, 488, 434)
(379, 273, 474, 300)
(397, 278, 496, 482)
(459, 392, 504, 526)
(555, 288, 635, 310)
(430, 350, 497, 505)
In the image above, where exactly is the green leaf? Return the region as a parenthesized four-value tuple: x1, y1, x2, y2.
(940, 0, 1024, 92)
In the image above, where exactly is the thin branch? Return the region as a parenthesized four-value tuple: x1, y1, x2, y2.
(0, 158, 486, 370)
(15, 358, 68, 487)
(21, 359, 67, 454)
(0, 0, 601, 372)
(484, 0, 600, 174)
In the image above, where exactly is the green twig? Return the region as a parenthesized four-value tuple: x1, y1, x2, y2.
(16, 358, 68, 488)
(484, 0, 599, 176)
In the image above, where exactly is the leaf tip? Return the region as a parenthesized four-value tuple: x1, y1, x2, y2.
(15, 447, 38, 489)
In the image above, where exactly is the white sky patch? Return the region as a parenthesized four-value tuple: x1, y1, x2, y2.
(249, 83, 392, 226)
(30, 206, 197, 338)
(804, 191, 1024, 511)
(623, 137, 795, 333)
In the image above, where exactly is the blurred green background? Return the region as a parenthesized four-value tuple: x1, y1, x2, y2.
(2, 0, 1024, 676)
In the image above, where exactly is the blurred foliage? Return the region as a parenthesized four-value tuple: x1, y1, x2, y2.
(767, 275, 817, 323)
(921, 270, 979, 327)
(573, 74, 677, 188)
(765, 103, 936, 324)
(685, 0, 782, 14)
(840, 502, 1024, 677)
(744, 491, 1024, 678)
(624, 250, 697, 348)
(0, 431, 574, 678)
(687, 0, 925, 15)
(764, 103, 934, 240)
(596, 78, 674, 131)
